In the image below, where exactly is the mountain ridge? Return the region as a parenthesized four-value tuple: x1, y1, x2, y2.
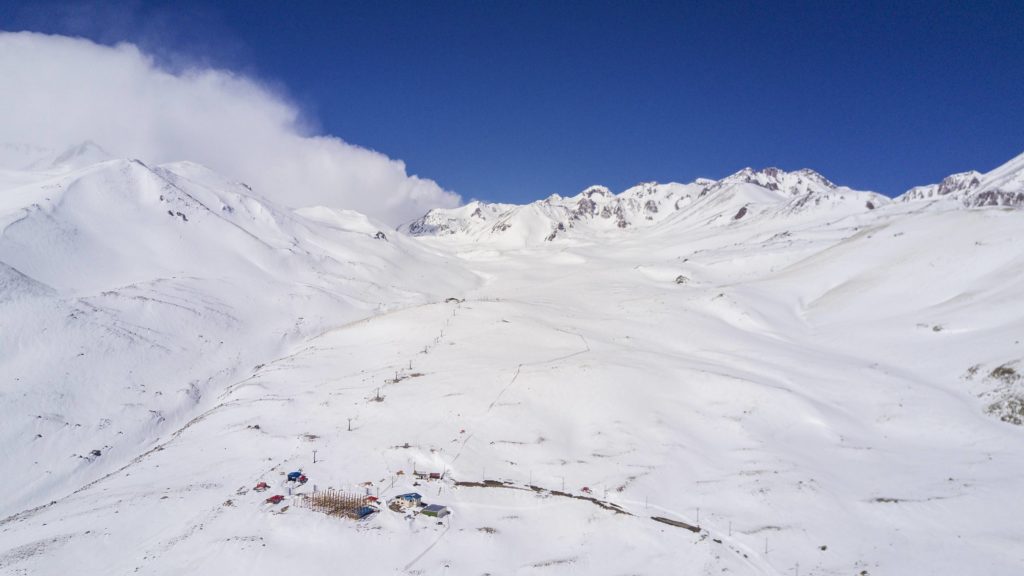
(403, 153, 1024, 245)
(401, 166, 882, 244)
(895, 151, 1024, 207)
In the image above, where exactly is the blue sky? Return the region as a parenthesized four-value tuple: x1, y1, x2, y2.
(5, 0, 1023, 203)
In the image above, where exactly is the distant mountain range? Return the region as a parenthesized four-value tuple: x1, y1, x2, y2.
(402, 152, 1024, 244)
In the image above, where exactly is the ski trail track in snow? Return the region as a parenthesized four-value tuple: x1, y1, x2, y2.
(486, 328, 591, 414)
(402, 524, 451, 572)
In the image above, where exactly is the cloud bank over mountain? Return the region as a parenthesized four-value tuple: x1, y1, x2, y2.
(0, 31, 460, 225)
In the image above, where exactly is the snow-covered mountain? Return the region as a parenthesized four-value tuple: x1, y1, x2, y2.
(405, 153, 1024, 247)
(0, 145, 477, 522)
(897, 151, 1024, 207)
(403, 166, 889, 245)
(2, 147, 1024, 576)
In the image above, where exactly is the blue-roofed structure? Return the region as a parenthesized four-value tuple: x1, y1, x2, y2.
(355, 506, 377, 519)
(390, 492, 424, 512)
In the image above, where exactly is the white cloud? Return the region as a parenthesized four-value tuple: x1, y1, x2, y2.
(0, 31, 460, 225)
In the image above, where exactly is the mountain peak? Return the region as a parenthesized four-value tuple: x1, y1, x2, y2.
(727, 166, 834, 190)
(897, 151, 1024, 207)
(899, 171, 982, 202)
(577, 185, 613, 199)
(704, 166, 837, 200)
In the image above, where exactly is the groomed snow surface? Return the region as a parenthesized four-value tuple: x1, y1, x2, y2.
(2, 147, 1024, 575)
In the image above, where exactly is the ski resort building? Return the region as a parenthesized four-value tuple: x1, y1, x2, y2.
(421, 504, 450, 518)
(394, 493, 422, 509)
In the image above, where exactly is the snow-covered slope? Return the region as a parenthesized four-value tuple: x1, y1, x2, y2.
(2, 149, 1024, 576)
(897, 151, 1024, 207)
(403, 167, 888, 245)
(0, 147, 478, 522)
